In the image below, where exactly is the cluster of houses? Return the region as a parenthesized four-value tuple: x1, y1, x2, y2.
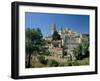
(44, 24, 89, 58)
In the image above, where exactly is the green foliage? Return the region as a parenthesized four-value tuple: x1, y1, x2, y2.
(26, 28, 50, 55)
(52, 31, 61, 40)
(26, 28, 43, 44)
(74, 58, 89, 66)
(52, 23, 61, 40)
(37, 55, 47, 65)
(47, 59, 59, 67)
(74, 41, 89, 60)
(59, 63, 65, 66)
(66, 54, 73, 66)
(82, 42, 89, 57)
(25, 39, 33, 54)
(25, 28, 44, 68)
(74, 44, 83, 60)
(39, 47, 50, 56)
(25, 28, 44, 54)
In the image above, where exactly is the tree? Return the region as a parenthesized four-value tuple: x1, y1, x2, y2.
(25, 28, 43, 68)
(52, 23, 61, 40)
(82, 42, 89, 58)
(74, 41, 89, 60)
(35, 28, 43, 45)
(26, 39, 34, 68)
(52, 31, 61, 40)
(75, 44, 83, 60)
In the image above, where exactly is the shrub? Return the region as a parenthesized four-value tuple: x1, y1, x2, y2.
(74, 42, 89, 60)
(59, 62, 66, 66)
(72, 57, 89, 66)
(37, 55, 47, 65)
(47, 59, 59, 67)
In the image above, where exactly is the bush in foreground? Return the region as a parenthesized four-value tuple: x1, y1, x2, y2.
(47, 59, 59, 67)
(37, 55, 47, 65)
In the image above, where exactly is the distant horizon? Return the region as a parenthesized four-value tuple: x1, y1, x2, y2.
(25, 12, 89, 37)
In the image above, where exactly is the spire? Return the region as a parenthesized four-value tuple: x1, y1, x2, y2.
(52, 23, 56, 34)
(59, 27, 63, 35)
(60, 27, 63, 33)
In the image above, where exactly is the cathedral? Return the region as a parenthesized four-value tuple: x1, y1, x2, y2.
(44, 24, 89, 58)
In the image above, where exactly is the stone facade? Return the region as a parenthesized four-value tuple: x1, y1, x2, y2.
(44, 25, 89, 57)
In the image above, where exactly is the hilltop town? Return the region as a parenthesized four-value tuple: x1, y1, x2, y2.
(25, 24, 89, 68)
(44, 24, 89, 58)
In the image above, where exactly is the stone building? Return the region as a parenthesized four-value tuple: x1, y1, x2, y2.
(44, 24, 89, 57)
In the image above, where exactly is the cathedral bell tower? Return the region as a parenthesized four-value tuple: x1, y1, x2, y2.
(52, 23, 56, 34)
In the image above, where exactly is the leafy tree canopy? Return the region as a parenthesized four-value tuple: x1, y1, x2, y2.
(25, 28, 43, 54)
(52, 31, 61, 40)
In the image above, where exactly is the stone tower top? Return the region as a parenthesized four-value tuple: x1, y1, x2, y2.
(52, 23, 56, 34)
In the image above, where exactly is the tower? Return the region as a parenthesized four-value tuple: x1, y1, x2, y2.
(59, 27, 63, 35)
(52, 23, 56, 34)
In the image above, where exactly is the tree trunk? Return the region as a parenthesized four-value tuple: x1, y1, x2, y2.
(62, 46, 64, 58)
(27, 53, 31, 68)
